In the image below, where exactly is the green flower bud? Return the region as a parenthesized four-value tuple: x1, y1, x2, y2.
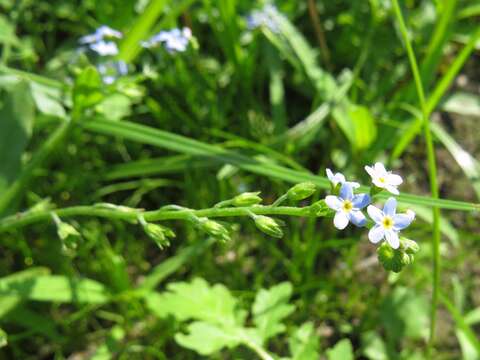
(310, 200, 331, 216)
(56, 222, 81, 250)
(200, 219, 231, 242)
(377, 238, 420, 272)
(287, 182, 317, 201)
(232, 192, 262, 207)
(144, 223, 175, 249)
(254, 216, 284, 238)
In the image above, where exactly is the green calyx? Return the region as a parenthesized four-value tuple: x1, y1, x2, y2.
(377, 237, 420, 273)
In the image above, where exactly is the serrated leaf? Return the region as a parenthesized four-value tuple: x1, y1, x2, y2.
(175, 321, 243, 356)
(288, 322, 320, 360)
(326, 339, 354, 360)
(145, 277, 241, 326)
(252, 282, 295, 342)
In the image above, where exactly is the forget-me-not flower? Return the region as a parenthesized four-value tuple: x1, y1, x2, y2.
(326, 168, 360, 189)
(141, 28, 192, 53)
(367, 198, 415, 249)
(79, 25, 123, 45)
(365, 162, 403, 195)
(325, 183, 370, 230)
(246, 4, 281, 33)
(90, 40, 119, 56)
(97, 60, 128, 84)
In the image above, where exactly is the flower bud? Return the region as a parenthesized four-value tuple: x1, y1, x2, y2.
(232, 192, 262, 207)
(287, 182, 317, 201)
(56, 222, 81, 250)
(254, 215, 283, 238)
(377, 238, 419, 272)
(144, 223, 175, 249)
(200, 219, 230, 242)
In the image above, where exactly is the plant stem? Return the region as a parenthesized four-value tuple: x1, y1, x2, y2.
(242, 337, 275, 360)
(0, 204, 315, 234)
(391, 0, 441, 356)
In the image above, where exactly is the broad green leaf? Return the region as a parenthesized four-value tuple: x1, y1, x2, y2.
(96, 94, 132, 121)
(288, 322, 320, 360)
(380, 287, 429, 341)
(457, 329, 479, 360)
(0, 275, 110, 304)
(0, 15, 18, 45)
(252, 282, 294, 342)
(326, 339, 354, 360)
(361, 331, 388, 360)
(175, 321, 243, 356)
(145, 277, 241, 326)
(0, 80, 35, 194)
(73, 66, 103, 111)
(349, 104, 377, 150)
(30, 82, 66, 119)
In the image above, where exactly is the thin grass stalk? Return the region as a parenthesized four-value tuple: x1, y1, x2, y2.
(391, 0, 441, 356)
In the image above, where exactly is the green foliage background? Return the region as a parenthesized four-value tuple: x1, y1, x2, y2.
(0, 0, 479, 358)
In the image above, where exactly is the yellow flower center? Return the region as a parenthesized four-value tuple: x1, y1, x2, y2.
(382, 216, 394, 229)
(342, 200, 353, 212)
(378, 177, 386, 183)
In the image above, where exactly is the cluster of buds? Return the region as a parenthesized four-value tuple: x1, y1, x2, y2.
(325, 163, 418, 272)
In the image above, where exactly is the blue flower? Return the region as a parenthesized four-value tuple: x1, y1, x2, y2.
(90, 40, 119, 56)
(141, 28, 192, 53)
(326, 168, 360, 189)
(367, 198, 415, 249)
(79, 25, 123, 45)
(246, 4, 281, 33)
(365, 162, 403, 195)
(97, 60, 128, 84)
(325, 183, 370, 230)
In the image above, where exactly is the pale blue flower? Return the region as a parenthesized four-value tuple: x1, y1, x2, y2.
(79, 25, 123, 45)
(90, 41, 119, 56)
(246, 4, 281, 33)
(141, 28, 192, 53)
(365, 162, 403, 195)
(367, 198, 415, 249)
(325, 183, 370, 230)
(97, 60, 128, 84)
(326, 168, 360, 189)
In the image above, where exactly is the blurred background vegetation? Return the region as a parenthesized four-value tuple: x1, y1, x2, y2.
(0, 0, 479, 358)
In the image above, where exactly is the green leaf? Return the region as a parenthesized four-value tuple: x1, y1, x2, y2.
(252, 282, 294, 342)
(0, 80, 35, 194)
(349, 104, 377, 150)
(175, 321, 243, 356)
(30, 82, 66, 119)
(0, 275, 110, 304)
(96, 94, 132, 121)
(145, 277, 241, 326)
(90, 326, 126, 360)
(288, 322, 320, 360)
(0, 327, 6, 348)
(73, 66, 103, 111)
(326, 339, 354, 360)
(441, 92, 480, 117)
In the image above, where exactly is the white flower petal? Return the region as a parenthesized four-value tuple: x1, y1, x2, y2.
(325, 196, 342, 211)
(335, 173, 346, 184)
(326, 168, 334, 182)
(368, 225, 385, 244)
(367, 205, 384, 223)
(372, 178, 386, 188)
(385, 230, 400, 249)
(365, 165, 376, 178)
(349, 210, 367, 227)
(387, 173, 403, 186)
(348, 181, 361, 189)
(334, 211, 349, 230)
(385, 184, 399, 195)
(374, 162, 387, 175)
(383, 197, 397, 216)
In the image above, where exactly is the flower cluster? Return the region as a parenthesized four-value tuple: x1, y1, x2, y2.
(79, 25, 127, 84)
(141, 27, 192, 53)
(246, 4, 282, 33)
(325, 163, 415, 250)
